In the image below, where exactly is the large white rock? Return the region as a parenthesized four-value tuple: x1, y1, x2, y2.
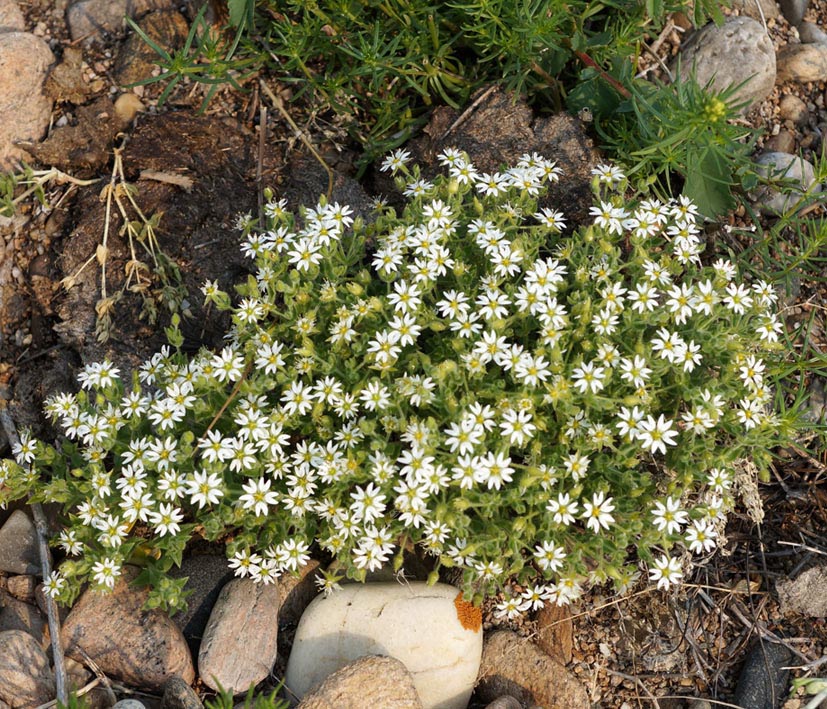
(753, 151, 821, 214)
(285, 582, 482, 709)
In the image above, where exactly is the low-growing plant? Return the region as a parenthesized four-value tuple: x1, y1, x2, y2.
(130, 0, 727, 171)
(568, 62, 758, 217)
(0, 151, 802, 616)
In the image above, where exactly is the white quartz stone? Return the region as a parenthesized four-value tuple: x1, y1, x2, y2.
(285, 582, 482, 709)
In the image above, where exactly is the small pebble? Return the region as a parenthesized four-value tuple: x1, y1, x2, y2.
(485, 697, 522, 709)
(114, 92, 145, 125)
(112, 701, 148, 709)
(779, 94, 809, 124)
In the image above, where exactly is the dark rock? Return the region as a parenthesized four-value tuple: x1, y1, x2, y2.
(733, 641, 793, 709)
(779, 0, 808, 26)
(484, 697, 523, 709)
(169, 554, 233, 655)
(384, 86, 600, 228)
(53, 111, 282, 378)
(0, 629, 55, 707)
(162, 675, 204, 709)
(0, 592, 45, 641)
(23, 95, 127, 172)
(0, 510, 42, 575)
(61, 565, 194, 690)
(114, 10, 190, 86)
(44, 46, 90, 104)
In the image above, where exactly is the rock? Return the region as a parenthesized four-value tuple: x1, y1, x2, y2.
(475, 631, 589, 709)
(296, 655, 422, 709)
(779, 0, 808, 25)
(689, 700, 712, 709)
(777, 565, 827, 616)
(114, 92, 145, 124)
(0, 629, 55, 707)
(389, 87, 600, 226)
(113, 701, 148, 709)
(278, 559, 322, 630)
(44, 46, 89, 104)
(779, 94, 809, 124)
(285, 582, 483, 709)
(7, 574, 36, 602)
(728, 0, 781, 20)
(61, 565, 194, 691)
(0, 0, 24, 31)
(0, 592, 45, 640)
(64, 656, 91, 692)
(113, 10, 189, 86)
(764, 130, 796, 154)
(66, 0, 128, 41)
(673, 18, 776, 113)
(799, 20, 827, 44)
(169, 554, 234, 656)
(753, 151, 820, 213)
(0, 510, 42, 575)
(198, 578, 280, 694)
(733, 641, 792, 709)
(484, 697, 523, 709)
(0, 32, 54, 168)
(23, 94, 124, 171)
(535, 602, 573, 665)
(162, 676, 204, 709)
(777, 43, 827, 82)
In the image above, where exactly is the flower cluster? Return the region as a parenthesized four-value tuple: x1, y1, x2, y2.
(0, 150, 797, 614)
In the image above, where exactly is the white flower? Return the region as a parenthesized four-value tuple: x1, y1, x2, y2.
(685, 520, 718, 553)
(499, 408, 536, 447)
(582, 491, 615, 533)
(380, 148, 411, 173)
(478, 451, 515, 490)
(648, 554, 683, 590)
(651, 496, 689, 535)
(186, 470, 225, 509)
(534, 540, 566, 572)
(591, 163, 625, 185)
(239, 478, 279, 517)
(637, 415, 679, 455)
(151, 503, 184, 537)
(571, 361, 605, 394)
(495, 596, 527, 620)
(546, 492, 579, 526)
(350, 483, 387, 525)
(619, 356, 651, 388)
(43, 571, 65, 599)
(91, 558, 122, 590)
(228, 549, 263, 579)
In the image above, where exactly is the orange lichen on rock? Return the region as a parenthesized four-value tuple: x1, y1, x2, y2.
(454, 592, 482, 632)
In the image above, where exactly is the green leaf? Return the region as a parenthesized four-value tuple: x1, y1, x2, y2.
(227, 0, 251, 28)
(682, 148, 735, 218)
